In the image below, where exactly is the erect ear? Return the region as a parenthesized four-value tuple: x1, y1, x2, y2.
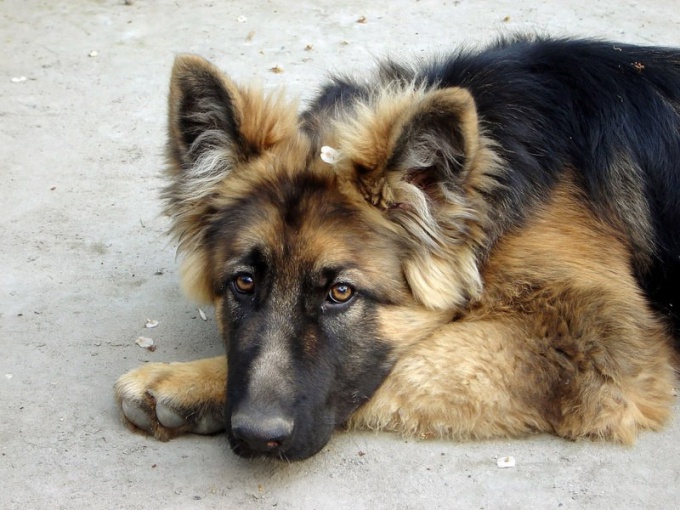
(341, 87, 481, 207)
(166, 54, 297, 176)
(167, 54, 250, 170)
(163, 55, 298, 303)
(388, 88, 480, 192)
(336, 87, 492, 311)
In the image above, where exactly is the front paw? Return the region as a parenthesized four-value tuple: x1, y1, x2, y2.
(114, 357, 227, 441)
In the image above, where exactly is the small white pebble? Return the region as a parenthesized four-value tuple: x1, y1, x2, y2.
(198, 308, 207, 321)
(88, 50, 98, 57)
(320, 146, 341, 164)
(5, 374, 13, 380)
(11, 76, 27, 83)
(497, 456, 516, 468)
(145, 319, 159, 328)
(135, 336, 154, 348)
(237, 15, 247, 23)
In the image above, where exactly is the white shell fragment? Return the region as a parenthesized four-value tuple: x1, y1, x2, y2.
(145, 319, 159, 328)
(237, 15, 248, 23)
(88, 50, 98, 57)
(135, 336, 154, 349)
(320, 146, 341, 164)
(11, 76, 27, 83)
(198, 308, 207, 321)
(496, 456, 516, 468)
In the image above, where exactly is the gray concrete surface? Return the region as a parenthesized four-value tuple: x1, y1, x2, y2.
(2, 1, 679, 508)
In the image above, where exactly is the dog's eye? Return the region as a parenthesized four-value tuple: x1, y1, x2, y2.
(328, 283, 354, 304)
(233, 274, 255, 294)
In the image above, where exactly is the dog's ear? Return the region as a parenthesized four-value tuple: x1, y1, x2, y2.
(341, 87, 481, 206)
(337, 87, 493, 311)
(388, 87, 480, 195)
(166, 54, 297, 182)
(163, 55, 297, 302)
(167, 55, 245, 169)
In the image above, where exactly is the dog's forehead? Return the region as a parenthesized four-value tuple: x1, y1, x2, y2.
(217, 192, 406, 304)
(212, 167, 370, 252)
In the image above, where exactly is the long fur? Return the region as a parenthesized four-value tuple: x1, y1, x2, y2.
(115, 35, 680, 461)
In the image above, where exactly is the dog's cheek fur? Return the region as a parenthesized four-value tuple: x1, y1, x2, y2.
(325, 302, 396, 421)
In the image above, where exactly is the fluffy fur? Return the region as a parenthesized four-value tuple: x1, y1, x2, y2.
(115, 36, 679, 461)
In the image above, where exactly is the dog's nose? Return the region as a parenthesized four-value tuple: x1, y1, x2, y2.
(230, 410, 294, 453)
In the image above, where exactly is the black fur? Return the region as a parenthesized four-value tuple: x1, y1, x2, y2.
(175, 68, 248, 164)
(303, 36, 680, 337)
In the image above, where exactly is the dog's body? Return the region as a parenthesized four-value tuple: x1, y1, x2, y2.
(115, 36, 680, 461)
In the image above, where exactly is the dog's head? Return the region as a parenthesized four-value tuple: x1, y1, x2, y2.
(164, 56, 498, 460)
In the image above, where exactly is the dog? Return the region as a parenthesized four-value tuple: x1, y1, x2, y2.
(115, 35, 680, 461)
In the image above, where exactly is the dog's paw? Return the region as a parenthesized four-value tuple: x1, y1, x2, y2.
(114, 356, 227, 441)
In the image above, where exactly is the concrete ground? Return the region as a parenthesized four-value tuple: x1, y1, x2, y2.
(2, 1, 679, 508)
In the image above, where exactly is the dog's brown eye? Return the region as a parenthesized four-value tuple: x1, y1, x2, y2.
(233, 274, 255, 294)
(328, 283, 354, 304)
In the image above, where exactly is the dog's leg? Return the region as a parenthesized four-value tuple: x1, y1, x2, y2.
(349, 319, 555, 440)
(350, 311, 676, 443)
(114, 356, 227, 441)
(351, 179, 676, 444)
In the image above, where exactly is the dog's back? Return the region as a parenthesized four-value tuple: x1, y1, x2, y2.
(304, 36, 680, 337)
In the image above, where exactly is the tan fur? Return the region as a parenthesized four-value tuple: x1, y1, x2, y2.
(115, 54, 677, 451)
(350, 179, 674, 443)
(115, 356, 227, 441)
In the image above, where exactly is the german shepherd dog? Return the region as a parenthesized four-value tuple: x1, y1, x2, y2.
(115, 36, 680, 461)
